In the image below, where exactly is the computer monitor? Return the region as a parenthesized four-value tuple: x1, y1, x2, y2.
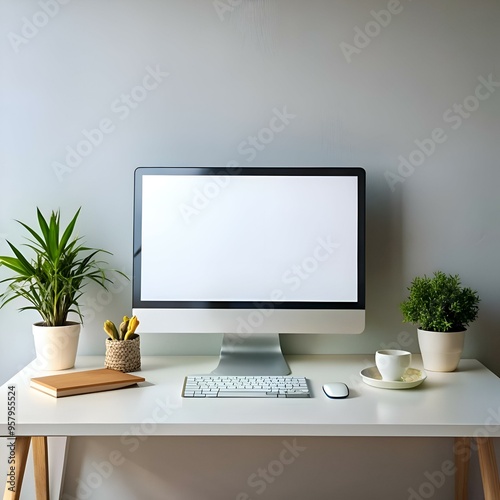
(133, 166, 365, 375)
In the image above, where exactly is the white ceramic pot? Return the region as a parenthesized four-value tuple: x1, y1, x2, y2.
(417, 328, 465, 372)
(32, 322, 81, 370)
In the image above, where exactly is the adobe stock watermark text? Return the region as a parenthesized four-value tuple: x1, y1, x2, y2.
(52, 65, 169, 182)
(385, 73, 499, 191)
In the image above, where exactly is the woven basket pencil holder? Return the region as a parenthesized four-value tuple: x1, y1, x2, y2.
(105, 335, 141, 372)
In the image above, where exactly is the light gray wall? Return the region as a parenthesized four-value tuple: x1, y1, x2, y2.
(1, 0, 499, 499)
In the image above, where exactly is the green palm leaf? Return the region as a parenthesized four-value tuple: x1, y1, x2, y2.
(58, 208, 80, 254)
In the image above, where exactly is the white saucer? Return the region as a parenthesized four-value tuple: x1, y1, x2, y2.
(360, 366, 426, 389)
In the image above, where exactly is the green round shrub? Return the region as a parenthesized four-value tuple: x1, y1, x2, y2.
(400, 271, 480, 332)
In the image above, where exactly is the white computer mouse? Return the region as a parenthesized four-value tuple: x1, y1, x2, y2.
(322, 382, 349, 399)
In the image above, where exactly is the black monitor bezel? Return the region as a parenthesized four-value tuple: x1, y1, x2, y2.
(133, 166, 365, 310)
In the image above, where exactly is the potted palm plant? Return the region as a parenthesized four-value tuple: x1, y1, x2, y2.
(400, 271, 480, 371)
(0, 208, 123, 370)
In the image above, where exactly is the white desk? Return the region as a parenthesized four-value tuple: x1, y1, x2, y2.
(1, 355, 500, 499)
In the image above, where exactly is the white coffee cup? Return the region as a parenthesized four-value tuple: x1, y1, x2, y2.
(375, 349, 412, 381)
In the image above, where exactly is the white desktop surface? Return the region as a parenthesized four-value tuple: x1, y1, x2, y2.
(1, 355, 500, 439)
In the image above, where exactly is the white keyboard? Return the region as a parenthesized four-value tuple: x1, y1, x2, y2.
(182, 375, 310, 398)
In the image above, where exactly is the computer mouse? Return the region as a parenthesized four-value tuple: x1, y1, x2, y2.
(322, 382, 349, 399)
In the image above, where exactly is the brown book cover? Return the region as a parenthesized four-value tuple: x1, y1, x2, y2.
(30, 368, 146, 398)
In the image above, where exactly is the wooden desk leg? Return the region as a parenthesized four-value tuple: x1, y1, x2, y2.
(476, 437, 500, 500)
(32, 437, 49, 500)
(3, 436, 31, 500)
(455, 437, 471, 500)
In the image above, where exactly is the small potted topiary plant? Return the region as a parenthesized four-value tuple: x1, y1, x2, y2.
(0, 208, 124, 370)
(400, 271, 480, 372)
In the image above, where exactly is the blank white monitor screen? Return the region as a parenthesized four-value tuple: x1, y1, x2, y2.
(141, 175, 357, 303)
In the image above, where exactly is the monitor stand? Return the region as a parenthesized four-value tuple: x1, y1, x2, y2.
(211, 333, 291, 376)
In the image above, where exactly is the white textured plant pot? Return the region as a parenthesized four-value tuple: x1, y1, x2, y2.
(417, 328, 465, 372)
(32, 322, 81, 370)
